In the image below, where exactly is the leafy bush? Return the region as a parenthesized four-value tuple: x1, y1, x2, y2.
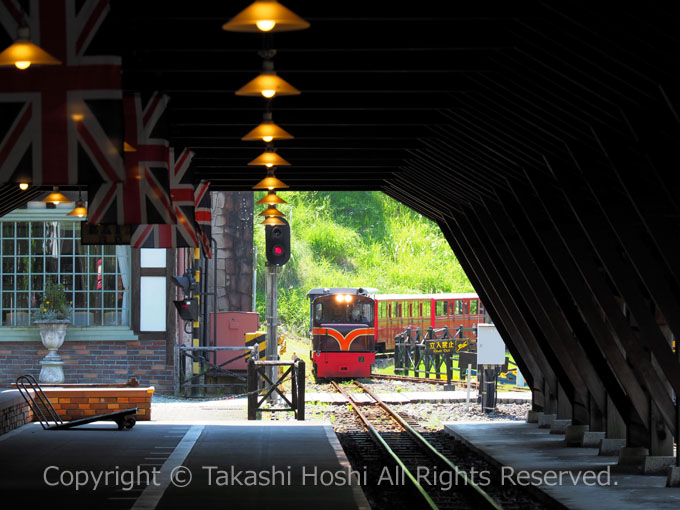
(33, 280, 72, 321)
(253, 191, 473, 333)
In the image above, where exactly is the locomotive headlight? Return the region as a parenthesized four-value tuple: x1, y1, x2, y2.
(335, 294, 345, 303)
(344, 294, 352, 303)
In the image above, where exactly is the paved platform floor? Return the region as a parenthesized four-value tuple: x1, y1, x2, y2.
(445, 421, 680, 510)
(0, 421, 369, 510)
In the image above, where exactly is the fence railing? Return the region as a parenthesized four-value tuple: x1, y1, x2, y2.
(176, 345, 257, 394)
(247, 358, 305, 420)
(394, 326, 477, 384)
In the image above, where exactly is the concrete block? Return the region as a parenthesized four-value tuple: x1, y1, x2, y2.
(582, 431, 606, 448)
(667, 466, 680, 487)
(599, 438, 626, 456)
(537, 413, 556, 428)
(618, 446, 649, 466)
(643, 456, 676, 475)
(550, 419, 572, 434)
(564, 424, 589, 446)
(526, 410, 541, 423)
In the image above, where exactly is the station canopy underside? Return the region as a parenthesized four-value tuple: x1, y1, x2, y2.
(2, 1, 679, 447)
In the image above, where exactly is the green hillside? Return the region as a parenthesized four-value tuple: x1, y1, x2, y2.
(253, 191, 473, 334)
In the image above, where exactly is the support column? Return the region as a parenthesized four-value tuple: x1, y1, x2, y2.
(265, 264, 279, 403)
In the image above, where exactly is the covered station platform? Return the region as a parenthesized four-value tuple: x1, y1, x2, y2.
(445, 421, 680, 510)
(0, 421, 369, 510)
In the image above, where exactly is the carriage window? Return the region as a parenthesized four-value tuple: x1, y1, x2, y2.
(470, 300, 478, 314)
(423, 302, 431, 318)
(315, 303, 323, 322)
(454, 300, 463, 315)
(378, 301, 386, 319)
(350, 302, 373, 323)
(413, 301, 420, 317)
(463, 301, 469, 314)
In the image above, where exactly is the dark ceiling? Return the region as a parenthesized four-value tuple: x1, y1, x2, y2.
(3, 0, 680, 445)
(80, 0, 678, 217)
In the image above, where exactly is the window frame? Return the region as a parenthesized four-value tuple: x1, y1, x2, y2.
(0, 208, 137, 342)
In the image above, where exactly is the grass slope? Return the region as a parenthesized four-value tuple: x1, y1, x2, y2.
(253, 191, 473, 335)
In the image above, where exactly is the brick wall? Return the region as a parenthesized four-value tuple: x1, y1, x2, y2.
(0, 391, 32, 434)
(0, 340, 174, 392)
(42, 388, 153, 421)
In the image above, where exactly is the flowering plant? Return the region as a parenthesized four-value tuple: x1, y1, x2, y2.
(33, 280, 72, 321)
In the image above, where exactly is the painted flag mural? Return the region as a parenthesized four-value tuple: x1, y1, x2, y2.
(0, 0, 123, 186)
(194, 179, 212, 258)
(131, 147, 212, 257)
(87, 91, 175, 225)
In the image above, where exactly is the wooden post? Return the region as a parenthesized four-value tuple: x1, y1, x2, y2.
(296, 360, 305, 421)
(173, 343, 180, 395)
(247, 358, 257, 420)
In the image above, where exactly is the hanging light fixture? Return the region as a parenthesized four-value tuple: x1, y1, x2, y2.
(18, 182, 29, 191)
(236, 60, 300, 98)
(253, 168, 289, 190)
(222, 1, 310, 33)
(261, 216, 286, 226)
(67, 189, 87, 217)
(256, 191, 287, 205)
(242, 112, 293, 142)
(41, 186, 69, 205)
(258, 205, 284, 217)
(248, 150, 290, 167)
(0, 24, 61, 70)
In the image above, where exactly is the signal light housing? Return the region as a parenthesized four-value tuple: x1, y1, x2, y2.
(173, 298, 198, 321)
(265, 218, 290, 266)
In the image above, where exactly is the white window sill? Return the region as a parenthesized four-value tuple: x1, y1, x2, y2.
(0, 326, 139, 342)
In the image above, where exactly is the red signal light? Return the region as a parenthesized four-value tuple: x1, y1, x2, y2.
(273, 245, 283, 255)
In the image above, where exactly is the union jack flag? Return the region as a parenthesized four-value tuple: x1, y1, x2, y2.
(0, 0, 123, 185)
(88, 92, 175, 225)
(194, 179, 212, 258)
(131, 148, 203, 250)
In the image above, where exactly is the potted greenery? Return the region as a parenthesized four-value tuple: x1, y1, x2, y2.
(34, 280, 72, 383)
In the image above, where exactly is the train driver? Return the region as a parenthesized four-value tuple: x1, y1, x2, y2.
(350, 305, 369, 324)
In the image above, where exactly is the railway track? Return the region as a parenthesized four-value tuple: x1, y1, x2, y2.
(370, 372, 479, 389)
(331, 380, 501, 510)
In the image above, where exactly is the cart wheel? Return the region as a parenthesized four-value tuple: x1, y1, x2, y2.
(123, 417, 136, 429)
(115, 419, 125, 430)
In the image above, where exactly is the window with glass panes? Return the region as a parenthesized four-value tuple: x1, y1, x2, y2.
(0, 217, 130, 327)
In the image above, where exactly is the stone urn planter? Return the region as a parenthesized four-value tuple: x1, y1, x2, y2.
(36, 319, 70, 383)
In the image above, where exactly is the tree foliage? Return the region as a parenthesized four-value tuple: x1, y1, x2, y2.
(253, 191, 473, 334)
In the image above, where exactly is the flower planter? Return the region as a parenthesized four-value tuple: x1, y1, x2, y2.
(36, 319, 70, 383)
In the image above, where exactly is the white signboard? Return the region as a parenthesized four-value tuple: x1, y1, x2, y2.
(477, 323, 505, 365)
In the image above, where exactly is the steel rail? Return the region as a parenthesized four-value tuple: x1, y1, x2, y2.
(330, 381, 439, 510)
(354, 381, 501, 510)
(371, 372, 479, 388)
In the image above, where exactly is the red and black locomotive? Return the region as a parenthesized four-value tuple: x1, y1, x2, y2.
(307, 287, 377, 379)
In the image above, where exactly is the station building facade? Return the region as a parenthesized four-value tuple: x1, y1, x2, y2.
(0, 191, 255, 393)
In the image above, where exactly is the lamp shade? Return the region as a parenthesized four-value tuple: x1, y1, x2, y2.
(0, 26, 61, 69)
(235, 71, 300, 98)
(261, 216, 286, 226)
(67, 201, 88, 217)
(242, 120, 293, 142)
(248, 150, 290, 167)
(258, 205, 284, 217)
(256, 191, 287, 205)
(253, 170, 289, 191)
(222, 1, 310, 33)
(41, 187, 69, 205)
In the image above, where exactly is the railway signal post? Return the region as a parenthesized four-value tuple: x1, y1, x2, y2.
(264, 220, 290, 403)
